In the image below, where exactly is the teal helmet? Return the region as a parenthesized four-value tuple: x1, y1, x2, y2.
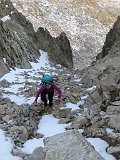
(41, 75, 53, 83)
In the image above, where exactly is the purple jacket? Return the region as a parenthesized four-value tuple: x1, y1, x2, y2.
(35, 83, 62, 103)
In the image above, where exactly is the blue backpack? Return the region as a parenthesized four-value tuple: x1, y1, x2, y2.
(41, 75, 53, 83)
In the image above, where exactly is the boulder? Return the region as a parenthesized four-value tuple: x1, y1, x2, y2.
(44, 130, 105, 160)
(26, 147, 46, 160)
(108, 114, 120, 132)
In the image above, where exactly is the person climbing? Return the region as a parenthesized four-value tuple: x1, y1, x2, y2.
(34, 75, 62, 107)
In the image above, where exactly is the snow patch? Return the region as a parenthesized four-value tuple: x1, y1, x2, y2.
(1, 15, 11, 22)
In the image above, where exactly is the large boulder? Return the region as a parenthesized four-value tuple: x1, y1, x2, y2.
(44, 130, 105, 160)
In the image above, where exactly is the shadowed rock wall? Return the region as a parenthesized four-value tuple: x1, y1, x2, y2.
(0, 0, 39, 77)
(0, 0, 73, 77)
(97, 16, 120, 60)
(35, 27, 73, 68)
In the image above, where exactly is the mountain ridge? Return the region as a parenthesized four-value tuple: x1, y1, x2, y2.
(10, 0, 120, 69)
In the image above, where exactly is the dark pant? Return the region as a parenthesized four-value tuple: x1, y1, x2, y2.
(41, 89, 54, 106)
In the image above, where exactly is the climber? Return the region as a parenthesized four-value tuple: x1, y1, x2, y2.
(34, 75, 62, 107)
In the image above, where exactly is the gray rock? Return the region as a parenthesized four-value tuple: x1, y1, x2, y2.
(52, 108, 72, 118)
(44, 130, 105, 160)
(108, 114, 120, 132)
(26, 147, 46, 160)
(12, 148, 26, 158)
(72, 115, 88, 128)
(107, 146, 120, 154)
(10, 126, 28, 143)
(106, 103, 120, 114)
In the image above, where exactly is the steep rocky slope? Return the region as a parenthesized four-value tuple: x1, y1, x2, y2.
(0, 0, 39, 77)
(0, 0, 120, 159)
(78, 16, 120, 159)
(65, 16, 120, 159)
(80, 16, 120, 90)
(0, 0, 73, 77)
(10, 0, 120, 69)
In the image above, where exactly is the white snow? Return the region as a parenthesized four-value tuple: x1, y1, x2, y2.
(3, 58, 6, 63)
(106, 128, 114, 134)
(2, 94, 26, 105)
(0, 129, 21, 160)
(20, 138, 44, 154)
(87, 138, 116, 160)
(1, 15, 11, 22)
(14, 31, 21, 40)
(87, 85, 96, 91)
(80, 95, 88, 100)
(74, 78, 81, 82)
(21, 114, 70, 154)
(37, 114, 70, 137)
(3, 84, 24, 94)
(65, 102, 79, 111)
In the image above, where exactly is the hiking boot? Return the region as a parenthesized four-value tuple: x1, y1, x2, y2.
(49, 102, 53, 107)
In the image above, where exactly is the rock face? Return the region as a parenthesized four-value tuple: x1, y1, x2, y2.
(0, 0, 39, 72)
(10, 0, 120, 69)
(74, 14, 120, 159)
(76, 12, 120, 148)
(97, 16, 120, 60)
(44, 130, 105, 160)
(0, 0, 73, 78)
(35, 28, 73, 68)
(80, 15, 120, 92)
(0, 0, 39, 77)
